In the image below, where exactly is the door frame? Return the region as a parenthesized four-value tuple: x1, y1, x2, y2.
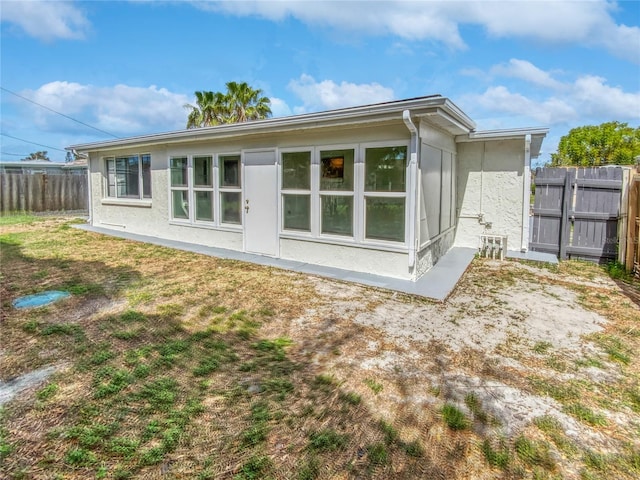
(242, 148, 280, 257)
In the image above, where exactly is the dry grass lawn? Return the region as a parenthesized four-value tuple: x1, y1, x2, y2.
(1, 215, 639, 479)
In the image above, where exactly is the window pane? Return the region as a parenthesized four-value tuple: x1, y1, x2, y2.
(320, 149, 354, 191)
(282, 151, 310, 190)
(141, 154, 152, 198)
(116, 156, 139, 198)
(194, 156, 213, 187)
(221, 191, 241, 224)
(195, 191, 213, 221)
(170, 157, 188, 187)
(172, 190, 189, 219)
(106, 158, 116, 197)
(366, 197, 405, 242)
(220, 155, 241, 187)
(321, 195, 353, 236)
(283, 194, 310, 231)
(365, 146, 407, 192)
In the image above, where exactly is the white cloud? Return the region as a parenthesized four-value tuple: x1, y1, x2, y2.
(197, 1, 639, 63)
(0, 0, 90, 41)
(288, 74, 395, 113)
(268, 97, 293, 118)
(23, 81, 190, 135)
(490, 59, 564, 90)
(468, 86, 576, 125)
(460, 61, 640, 127)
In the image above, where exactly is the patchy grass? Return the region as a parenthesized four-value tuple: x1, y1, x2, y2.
(1, 218, 639, 479)
(441, 403, 469, 431)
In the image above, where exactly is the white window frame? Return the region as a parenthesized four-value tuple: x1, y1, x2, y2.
(277, 141, 410, 249)
(360, 141, 410, 246)
(317, 143, 358, 240)
(217, 152, 243, 227)
(169, 156, 190, 221)
(279, 147, 314, 236)
(104, 153, 151, 201)
(192, 155, 215, 224)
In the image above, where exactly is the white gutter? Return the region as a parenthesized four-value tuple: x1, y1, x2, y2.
(521, 134, 532, 252)
(403, 110, 419, 269)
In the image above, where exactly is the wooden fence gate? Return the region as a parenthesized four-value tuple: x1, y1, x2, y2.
(530, 167, 623, 263)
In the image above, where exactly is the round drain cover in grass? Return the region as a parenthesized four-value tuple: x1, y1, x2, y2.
(12, 291, 70, 309)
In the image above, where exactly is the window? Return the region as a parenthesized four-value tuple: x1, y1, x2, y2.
(170, 157, 189, 219)
(193, 156, 214, 222)
(282, 151, 311, 232)
(320, 148, 354, 236)
(364, 146, 406, 243)
(219, 154, 242, 224)
(105, 154, 151, 199)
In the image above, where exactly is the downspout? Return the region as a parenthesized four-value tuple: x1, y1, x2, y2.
(402, 110, 418, 269)
(86, 153, 93, 225)
(521, 134, 532, 252)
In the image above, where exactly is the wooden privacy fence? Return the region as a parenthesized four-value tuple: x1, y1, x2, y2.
(0, 172, 88, 214)
(530, 167, 623, 263)
(624, 165, 640, 276)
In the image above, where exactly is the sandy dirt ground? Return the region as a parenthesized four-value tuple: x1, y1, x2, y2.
(261, 258, 635, 462)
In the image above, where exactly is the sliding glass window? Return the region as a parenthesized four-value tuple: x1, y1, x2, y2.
(105, 154, 151, 199)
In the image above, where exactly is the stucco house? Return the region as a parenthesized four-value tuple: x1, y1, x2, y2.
(68, 95, 547, 281)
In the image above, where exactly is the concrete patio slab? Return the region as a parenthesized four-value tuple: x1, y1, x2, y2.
(74, 224, 476, 301)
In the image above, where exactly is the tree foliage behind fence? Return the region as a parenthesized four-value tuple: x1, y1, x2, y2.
(1, 172, 88, 214)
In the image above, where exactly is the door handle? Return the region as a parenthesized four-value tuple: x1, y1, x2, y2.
(245, 199, 250, 213)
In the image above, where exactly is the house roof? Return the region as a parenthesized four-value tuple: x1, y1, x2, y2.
(68, 95, 548, 158)
(0, 160, 86, 169)
(456, 127, 549, 158)
(68, 95, 478, 153)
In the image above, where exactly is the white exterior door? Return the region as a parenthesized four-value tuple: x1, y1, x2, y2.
(243, 149, 279, 256)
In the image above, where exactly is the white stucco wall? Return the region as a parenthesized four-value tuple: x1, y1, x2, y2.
(89, 151, 244, 250)
(280, 238, 410, 279)
(87, 123, 415, 279)
(455, 139, 525, 251)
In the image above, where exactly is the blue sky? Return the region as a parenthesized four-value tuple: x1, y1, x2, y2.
(1, 0, 639, 166)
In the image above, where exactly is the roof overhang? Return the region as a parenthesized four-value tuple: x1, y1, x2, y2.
(456, 127, 549, 158)
(68, 95, 477, 154)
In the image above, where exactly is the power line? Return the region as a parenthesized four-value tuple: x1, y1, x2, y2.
(1, 152, 30, 157)
(0, 86, 119, 139)
(0, 133, 66, 152)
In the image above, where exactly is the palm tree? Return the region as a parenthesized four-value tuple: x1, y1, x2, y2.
(184, 83, 271, 129)
(184, 91, 228, 128)
(225, 81, 272, 123)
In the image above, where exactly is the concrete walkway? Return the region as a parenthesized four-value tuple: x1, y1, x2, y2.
(74, 224, 477, 301)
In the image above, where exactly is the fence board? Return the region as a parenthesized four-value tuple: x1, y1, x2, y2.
(0, 172, 88, 214)
(531, 167, 623, 263)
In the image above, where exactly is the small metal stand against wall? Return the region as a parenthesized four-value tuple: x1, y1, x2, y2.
(479, 234, 507, 260)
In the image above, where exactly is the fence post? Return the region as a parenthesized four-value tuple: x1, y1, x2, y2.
(559, 169, 573, 260)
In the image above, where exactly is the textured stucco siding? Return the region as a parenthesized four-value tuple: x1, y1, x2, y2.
(455, 139, 525, 251)
(87, 124, 413, 275)
(280, 238, 410, 279)
(415, 227, 456, 278)
(89, 153, 244, 250)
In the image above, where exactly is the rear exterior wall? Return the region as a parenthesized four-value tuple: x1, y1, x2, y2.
(455, 139, 526, 252)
